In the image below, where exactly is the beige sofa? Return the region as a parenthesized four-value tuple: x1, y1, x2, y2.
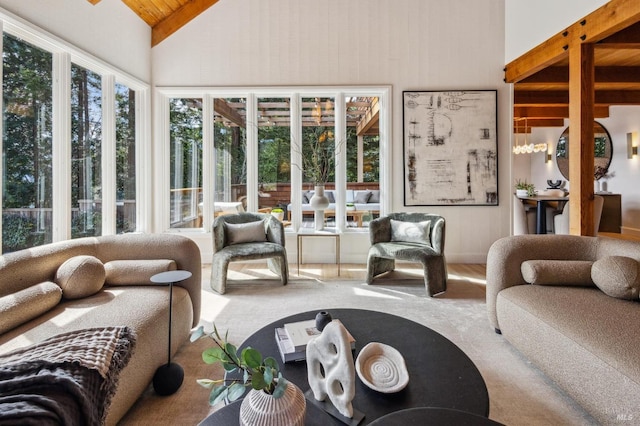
(0, 233, 201, 425)
(487, 235, 640, 425)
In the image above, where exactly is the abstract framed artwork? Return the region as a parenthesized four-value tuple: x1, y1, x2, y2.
(403, 90, 498, 206)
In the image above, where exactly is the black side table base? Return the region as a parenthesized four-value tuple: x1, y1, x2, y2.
(153, 362, 184, 396)
(304, 389, 365, 426)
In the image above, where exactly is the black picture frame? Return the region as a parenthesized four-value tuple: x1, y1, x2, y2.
(403, 90, 498, 206)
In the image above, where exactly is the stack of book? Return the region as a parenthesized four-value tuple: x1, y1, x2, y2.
(275, 319, 355, 363)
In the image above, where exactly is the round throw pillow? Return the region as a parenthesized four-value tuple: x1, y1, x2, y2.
(591, 256, 640, 300)
(55, 255, 105, 299)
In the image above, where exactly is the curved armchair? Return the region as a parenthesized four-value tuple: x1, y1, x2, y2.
(211, 213, 288, 294)
(366, 212, 446, 296)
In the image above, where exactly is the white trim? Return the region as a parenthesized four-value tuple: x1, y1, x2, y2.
(335, 93, 346, 232)
(102, 74, 116, 235)
(246, 94, 258, 212)
(52, 52, 71, 242)
(137, 87, 152, 233)
(202, 94, 214, 233)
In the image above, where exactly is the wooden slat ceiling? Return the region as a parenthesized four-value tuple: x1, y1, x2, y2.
(208, 97, 380, 137)
(506, 1, 640, 133)
(88, 0, 220, 46)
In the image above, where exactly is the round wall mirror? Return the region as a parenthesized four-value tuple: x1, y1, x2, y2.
(556, 121, 613, 181)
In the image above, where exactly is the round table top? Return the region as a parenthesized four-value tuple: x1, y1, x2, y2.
(217, 308, 489, 425)
(150, 270, 192, 284)
(368, 407, 504, 425)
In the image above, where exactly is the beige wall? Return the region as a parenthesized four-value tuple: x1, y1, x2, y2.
(152, 0, 510, 263)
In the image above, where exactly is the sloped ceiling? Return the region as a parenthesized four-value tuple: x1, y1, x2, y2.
(87, 0, 220, 46)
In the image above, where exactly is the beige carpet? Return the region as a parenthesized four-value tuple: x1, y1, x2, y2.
(119, 263, 597, 426)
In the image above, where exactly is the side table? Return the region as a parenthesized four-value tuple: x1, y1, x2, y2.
(150, 269, 192, 396)
(297, 230, 340, 276)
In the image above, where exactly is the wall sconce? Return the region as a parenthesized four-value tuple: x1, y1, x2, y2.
(627, 132, 638, 159)
(545, 145, 553, 163)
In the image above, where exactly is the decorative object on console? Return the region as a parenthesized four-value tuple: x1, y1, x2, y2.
(191, 324, 306, 425)
(355, 342, 409, 393)
(309, 185, 330, 231)
(546, 180, 563, 189)
(306, 321, 357, 419)
(515, 179, 535, 197)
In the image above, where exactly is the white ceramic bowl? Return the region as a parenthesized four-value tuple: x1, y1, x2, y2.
(355, 342, 409, 393)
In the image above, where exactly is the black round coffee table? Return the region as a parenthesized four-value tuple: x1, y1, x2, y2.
(205, 308, 489, 425)
(369, 407, 504, 425)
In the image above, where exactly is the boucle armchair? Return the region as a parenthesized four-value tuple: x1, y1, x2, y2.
(211, 212, 289, 294)
(366, 212, 446, 296)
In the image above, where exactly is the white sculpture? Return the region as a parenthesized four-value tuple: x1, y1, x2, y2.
(306, 320, 355, 418)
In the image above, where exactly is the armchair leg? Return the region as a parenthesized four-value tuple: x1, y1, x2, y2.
(366, 256, 395, 284)
(422, 256, 447, 296)
(267, 256, 289, 286)
(210, 258, 229, 295)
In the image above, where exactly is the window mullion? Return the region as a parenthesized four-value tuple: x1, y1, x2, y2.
(52, 51, 71, 242)
(246, 94, 258, 212)
(202, 94, 214, 231)
(102, 74, 116, 235)
(335, 93, 346, 232)
(290, 93, 302, 230)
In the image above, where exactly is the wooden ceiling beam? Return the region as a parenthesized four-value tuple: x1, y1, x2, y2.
(514, 106, 609, 119)
(521, 66, 640, 84)
(356, 98, 379, 136)
(505, 0, 640, 83)
(152, 0, 220, 47)
(214, 98, 245, 127)
(86, 0, 101, 4)
(513, 118, 566, 130)
(514, 90, 640, 105)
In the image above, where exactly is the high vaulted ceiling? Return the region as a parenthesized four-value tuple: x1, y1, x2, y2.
(87, 0, 220, 46)
(506, 0, 640, 133)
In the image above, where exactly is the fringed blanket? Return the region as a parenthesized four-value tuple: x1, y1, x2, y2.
(0, 326, 136, 425)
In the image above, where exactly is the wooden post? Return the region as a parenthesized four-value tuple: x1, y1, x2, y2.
(568, 43, 595, 236)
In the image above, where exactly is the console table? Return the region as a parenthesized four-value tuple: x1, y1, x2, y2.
(597, 193, 621, 233)
(206, 308, 489, 425)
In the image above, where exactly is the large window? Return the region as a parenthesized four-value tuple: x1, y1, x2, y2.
(0, 16, 148, 253)
(160, 88, 390, 233)
(2, 34, 53, 252)
(115, 83, 137, 233)
(71, 63, 102, 238)
(169, 98, 202, 228)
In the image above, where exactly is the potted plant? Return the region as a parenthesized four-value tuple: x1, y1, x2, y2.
(191, 325, 306, 426)
(270, 207, 285, 222)
(515, 179, 535, 197)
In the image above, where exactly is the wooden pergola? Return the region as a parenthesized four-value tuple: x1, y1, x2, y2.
(505, 0, 640, 235)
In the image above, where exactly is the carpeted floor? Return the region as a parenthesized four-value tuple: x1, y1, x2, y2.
(119, 263, 597, 426)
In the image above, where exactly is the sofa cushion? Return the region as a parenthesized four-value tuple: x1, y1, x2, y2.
(225, 221, 267, 245)
(0, 281, 62, 334)
(302, 190, 312, 204)
(326, 191, 335, 203)
(55, 255, 105, 299)
(591, 256, 640, 300)
(390, 219, 431, 245)
(354, 191, 372, 204)
(369, 190, 380, 203)
(104, 259, 177, 286)
(521, 260, 595, 286)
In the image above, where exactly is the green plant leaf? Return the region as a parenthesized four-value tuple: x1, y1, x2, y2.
(263, 357, 279, 370)
(251, 372, 268, 390)
(222, 362, 237, 372)
(190, 325, 205, 342)
(227, 383, 246, 402)
(224, 342, 239, 364)
(202, 347, 225, 364)
(242, 347, 262, 369)
(209, 385, 228, 406)
(196, 378, 216, 389)
(243, 368, 250, 384)
(263, 365, 273, 385)
(272, 377, 288, 399)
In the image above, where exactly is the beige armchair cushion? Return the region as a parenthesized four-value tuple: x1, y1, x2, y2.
(104, 259, 177, 285)
(591, 256, 640, 300)
(390, 219, 431, 245)
(225, 221, 267, 245)
(0, 281, 62, 334)
(521, 260, 595, 286)
(55, 255, 105, 299)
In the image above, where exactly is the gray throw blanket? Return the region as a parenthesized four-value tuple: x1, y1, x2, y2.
(0, 326, 136, 425)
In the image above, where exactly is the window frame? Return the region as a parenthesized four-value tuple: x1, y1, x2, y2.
(0, 11, 151, 250)
(155, 86, 391, 234)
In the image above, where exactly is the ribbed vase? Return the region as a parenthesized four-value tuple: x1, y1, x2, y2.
(239, 381, 306, 426)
